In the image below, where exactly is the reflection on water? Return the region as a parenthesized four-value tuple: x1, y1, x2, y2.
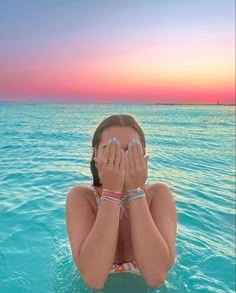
(0, 103, 235, 292)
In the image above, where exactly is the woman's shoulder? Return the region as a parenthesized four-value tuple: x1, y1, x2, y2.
(144, 182, 169, 192)
(67, 184, 97, 213)
(68, 184, 96, 196)
(143, 182, 171, 199)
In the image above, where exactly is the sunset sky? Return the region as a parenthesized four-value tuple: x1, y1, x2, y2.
(0, 0, 235, 104)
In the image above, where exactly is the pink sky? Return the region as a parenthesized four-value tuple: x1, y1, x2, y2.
(0, 1, 235, 104)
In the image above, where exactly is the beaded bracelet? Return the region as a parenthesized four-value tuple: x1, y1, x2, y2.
(125, 187, 145, 202)
(99, 188, 145, 223)
(127, 193, 145, 201)
(102, 189, 123, 200)
(101, 189, 123, 206)
(101, 195, 122, 206)
(100, 189, 124, 228)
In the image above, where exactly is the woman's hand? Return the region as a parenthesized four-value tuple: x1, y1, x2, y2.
(95, 137, 125, 193)
(124, 138, 149, 191)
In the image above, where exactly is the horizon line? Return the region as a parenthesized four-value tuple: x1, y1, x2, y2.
(0, 100, 235, 106)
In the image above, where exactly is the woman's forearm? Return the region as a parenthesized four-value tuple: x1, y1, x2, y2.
(78, 199, 120, 290)
(128, 197, 171, 287)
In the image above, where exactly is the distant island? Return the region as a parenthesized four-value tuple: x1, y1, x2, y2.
(0, 100, 235, 105)
(153, 103, 235, 105)
(153, 99, 235, 105)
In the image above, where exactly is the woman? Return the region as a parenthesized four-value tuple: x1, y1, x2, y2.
(66, 114, 177, 291)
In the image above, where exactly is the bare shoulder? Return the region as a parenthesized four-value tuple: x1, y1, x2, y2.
(147, 182, 174, 203)
(66, 184, 88, 199)
(147, 182, 172, 192)
(66, 184, 93, 206)
(66, 184, 97, 212)
(67, 184, 95, 195)
(144, 182, 170, 193)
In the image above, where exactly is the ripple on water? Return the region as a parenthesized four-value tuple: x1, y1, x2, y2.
(0, 103, 235, 292)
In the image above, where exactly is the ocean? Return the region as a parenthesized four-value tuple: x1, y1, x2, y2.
(0, 102, 235, 293)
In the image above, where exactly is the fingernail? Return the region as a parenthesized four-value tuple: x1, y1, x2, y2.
(132, 138, 136, 144)
(113, 137, 119, 144)
(129, 141, 132, 147)
(121, 149, 124, 153)
(108, 138, 112, 144)
(136, 139, 140, 144)
(125, 150, 128, 154)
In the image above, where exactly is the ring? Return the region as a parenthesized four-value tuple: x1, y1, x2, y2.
(108, 160, 114, 164)
(103, 160, 108, 163)
(135, 160, 140, 163)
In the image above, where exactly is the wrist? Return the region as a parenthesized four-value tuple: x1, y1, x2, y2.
(126, 188, 145, 202)
(126, 187, 144, 194)
(102, 187, 123, 194)
(102, 188, 123, 200)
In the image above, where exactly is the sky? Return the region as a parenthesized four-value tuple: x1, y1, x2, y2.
(0, 0, 235, 104)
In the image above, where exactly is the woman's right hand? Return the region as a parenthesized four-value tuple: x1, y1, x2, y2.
(95, 137, 125, 193)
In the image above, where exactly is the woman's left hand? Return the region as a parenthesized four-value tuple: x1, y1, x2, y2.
(124, 138, 149, 191)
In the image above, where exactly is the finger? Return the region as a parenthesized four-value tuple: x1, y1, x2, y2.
(136, 139, 145, 168)
(145, 155, 149, 168)
(114, 139, 121, 168)
(132, 139, 142, 168)
(98, 157, 105, 169)
(144, 156, 149, 178)
(108, 138, 117, 166)
(102, 138, 113, 167)
(119, 149, 125, 170)
(128, 140, 135, 170)
(124, 150, 130, 171)
(94, 157, 101, 168)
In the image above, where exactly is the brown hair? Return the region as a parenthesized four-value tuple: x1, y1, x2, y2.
(90, 114, 146, 187)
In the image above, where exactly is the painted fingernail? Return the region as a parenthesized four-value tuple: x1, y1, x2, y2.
(136, 139, 140, 144)
(129, 141, 132, 147)
(121, 149, 124, 153)
(132, 138, 136, 144)
(108, 138, 112, 144)
(114, 137, 119, 144)
(125, 150, 129, 154)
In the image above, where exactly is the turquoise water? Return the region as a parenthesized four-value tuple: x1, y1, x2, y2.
(0, 102, 235, 293)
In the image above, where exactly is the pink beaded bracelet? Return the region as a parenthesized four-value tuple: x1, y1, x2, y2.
(101, 189, 123, 206)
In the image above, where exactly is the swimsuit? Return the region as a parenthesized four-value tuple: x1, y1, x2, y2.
(90, 185, 141, 275)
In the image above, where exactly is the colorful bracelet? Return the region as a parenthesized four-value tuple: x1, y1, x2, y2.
(100, 189, 124, 228)
(101, 189, 123, 206)
(125, 187, 145, 202)
(126, 187, 144, 194)
(101, 195, 122, 206)
(102, 189, 123, 200)
(127, 193, 145, 201)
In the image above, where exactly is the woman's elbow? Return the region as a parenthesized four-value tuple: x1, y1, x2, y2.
(146, 271, 167, 288)
(74, 256, 108, 290)
(146, 257, 175, 289)
(83, 274, 105, 291)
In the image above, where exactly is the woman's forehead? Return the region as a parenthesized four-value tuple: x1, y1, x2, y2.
(100, 126, 139, 142)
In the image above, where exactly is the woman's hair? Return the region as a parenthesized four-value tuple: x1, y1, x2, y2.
(90, 114, 146, 186)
